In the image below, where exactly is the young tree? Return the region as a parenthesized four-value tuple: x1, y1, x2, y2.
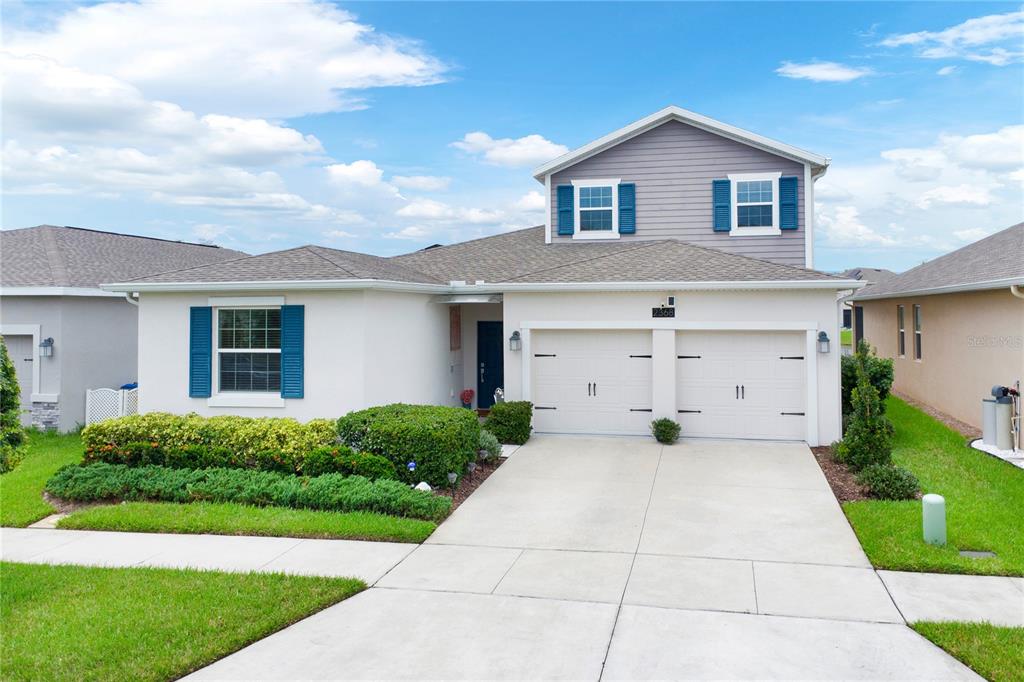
(0, 337, 26, 473)
(836, 351, 893, 471)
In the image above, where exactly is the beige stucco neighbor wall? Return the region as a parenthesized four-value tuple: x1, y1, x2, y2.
(859, 289, 1024, 429)
(501, 288, 843, 445)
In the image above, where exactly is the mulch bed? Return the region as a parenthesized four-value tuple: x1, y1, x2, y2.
(435, 458, 503, 512)
(892, 390, 981, 440)
(811, 445, 870, 503)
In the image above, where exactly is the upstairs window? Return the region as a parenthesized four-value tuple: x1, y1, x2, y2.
(737, 180, 773, 227)
(217, 308, 281, 392)
(579, 186, 614, 231)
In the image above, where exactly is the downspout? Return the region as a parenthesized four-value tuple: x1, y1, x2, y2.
(1011, 284, 1024, 300)
(123, 292, 139, 307)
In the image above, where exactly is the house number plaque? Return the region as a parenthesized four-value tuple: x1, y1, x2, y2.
(652, 306, 675, 318)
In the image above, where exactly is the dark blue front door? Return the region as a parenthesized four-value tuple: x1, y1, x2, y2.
(477, 321, 504, 409)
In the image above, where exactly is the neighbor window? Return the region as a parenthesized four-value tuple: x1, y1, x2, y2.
(579, 185, 614, 231)
(736, 180, 773, 227)
(217, 308, 281, 392)
(913, 304, 922, 360)
(897, 305, 906, 357)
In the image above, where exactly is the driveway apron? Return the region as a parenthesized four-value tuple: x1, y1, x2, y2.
(189, 435, 977, 681)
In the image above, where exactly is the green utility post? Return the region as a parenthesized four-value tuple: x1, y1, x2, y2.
(922, 493, 946, 546)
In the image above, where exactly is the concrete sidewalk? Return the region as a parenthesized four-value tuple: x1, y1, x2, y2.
(0, 527, 414, 583)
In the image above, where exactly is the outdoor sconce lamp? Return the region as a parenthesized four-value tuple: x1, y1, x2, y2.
(39, 337, 54, 358)
(509, 330, 522, 352)
(817, 331, 830, 354)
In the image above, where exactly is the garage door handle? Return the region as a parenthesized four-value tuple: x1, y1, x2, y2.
(781, 412, 805, 416)
(741, 385, 745, 400)
(678, 409, 702, 414)
(735, 385, 739, 399)
(587, 382, 592, 396)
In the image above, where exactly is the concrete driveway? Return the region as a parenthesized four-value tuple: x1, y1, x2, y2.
(190, 436, 976, 681)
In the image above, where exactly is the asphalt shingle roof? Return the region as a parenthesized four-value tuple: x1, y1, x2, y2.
(853, 223, 1024, 300)
(116, 224, 843, 287)
(0, 225, 246, 287)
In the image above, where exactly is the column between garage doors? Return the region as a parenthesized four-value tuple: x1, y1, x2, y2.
(517, 323, 820, 445)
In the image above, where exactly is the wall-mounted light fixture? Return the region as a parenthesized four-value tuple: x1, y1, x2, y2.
(39, 337, 54, 358)
(509, 330, 522, 352)
(817, 331, 830, 354)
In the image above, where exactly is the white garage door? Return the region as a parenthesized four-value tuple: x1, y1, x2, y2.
(531, 330, 653, 435)
(4, 335, 35, 428)
(676, 331, 806, 441)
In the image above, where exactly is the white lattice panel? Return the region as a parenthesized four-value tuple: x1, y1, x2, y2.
(85, 388, 140, 424)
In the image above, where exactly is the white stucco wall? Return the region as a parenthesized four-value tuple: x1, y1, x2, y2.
(501, 289, 843, 445)
(137, 289, 452, 421)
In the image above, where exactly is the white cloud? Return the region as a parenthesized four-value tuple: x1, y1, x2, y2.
(939, 125, 1024, 171)
(323, 229, 357, 239)
(392, 175, 451, 191)
(515, 190, 546, 211)
(816, 205, 898, 246)
(916, 184, 993, 208)
(775, 61, 872, 82)
(384, 226, 431, 240)
(953, 227, 993, 242)
(397, 198, 453, 220)
(325, 160, 387, 187)
(3, 0, 448, 119)
(936, 65, 958, 76)
(879, 10, 1024, 66)
(192, 223, 231, 242)
(452, 132, 568, 167)
(395, 197, 508, 225)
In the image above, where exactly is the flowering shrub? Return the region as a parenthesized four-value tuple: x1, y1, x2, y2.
(336, 404, 479, 487)
(82, 413, 337, 474)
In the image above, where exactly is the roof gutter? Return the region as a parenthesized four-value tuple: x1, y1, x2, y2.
(100, 279, 451, 294)
(853, 276, 1024, 301)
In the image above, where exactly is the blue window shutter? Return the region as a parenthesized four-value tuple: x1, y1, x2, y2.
(556, 185, 574, 235)
(189, 307, 212, 398)
(779, 176, 798, 230)
(280, 305, 304, 399)
(618, 183, 636, 234)
(712, 179, 731, 232)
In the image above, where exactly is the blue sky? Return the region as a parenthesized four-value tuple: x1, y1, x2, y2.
(3, 1, 1022, 272)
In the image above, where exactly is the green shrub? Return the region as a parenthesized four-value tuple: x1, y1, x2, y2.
(841, 340, 894, 418)
(857, 463, 920, 500)
(835, 355, 894, 472)
(82, 413, 336, 473)
(45, 463, 451, 521)
(0, 336, 26, 473)
(478, 430, 501, 464)
(651, 418, 681, 444)
(301, 446, 396, 480)
(336, 404, 479, 487)
(482, 401, 532, 445)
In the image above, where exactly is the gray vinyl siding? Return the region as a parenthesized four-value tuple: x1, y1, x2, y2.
(549, 120, 807, 266)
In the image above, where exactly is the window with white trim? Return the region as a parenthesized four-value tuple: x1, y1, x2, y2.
(217, 308, 281, 392)
(727, 172, 781, 235)
(571, 179, 620, 239)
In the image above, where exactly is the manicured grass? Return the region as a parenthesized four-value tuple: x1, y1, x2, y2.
(840, 328, 852, 346)
(844, 397, 1024, 576)
(59, 501, 436, 543)
(1, 561, 363, 682)
(913, 622, 1024, 682)
(0, 431, 82, 527)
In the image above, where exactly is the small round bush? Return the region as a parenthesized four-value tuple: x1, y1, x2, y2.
(651, 418, 681, 444)
(478, 429, 501, 463)
(857, 463, 920, 500)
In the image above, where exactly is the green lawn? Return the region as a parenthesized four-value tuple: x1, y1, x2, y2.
(844, 397, 1024, 576)
(1, 561, 363, 681)
(59, 501, 436, 543)
(840, 328, 852, 346)
(0, 430, 82, 527)
(913, 622, 1024, 682)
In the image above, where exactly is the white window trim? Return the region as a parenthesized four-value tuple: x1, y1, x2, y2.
(571, 178, 621, 240)
(208, 306, 285, 408)
(728, 172, 781, 237)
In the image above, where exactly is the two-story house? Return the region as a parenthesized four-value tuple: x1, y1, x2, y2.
(103, 107, 860, 445)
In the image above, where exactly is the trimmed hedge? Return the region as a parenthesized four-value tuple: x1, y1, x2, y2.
(45, 463, 450, 521)
(82, 413, 338, 475)
(483, 401, 532, 445)
(478, 430, 501, 463)
(857, 463, 920, 500)
(337, 404, 479, 487)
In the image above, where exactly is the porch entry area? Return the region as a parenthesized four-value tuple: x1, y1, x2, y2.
(476, 321, 504, 409)
(523, 325, 818, 443)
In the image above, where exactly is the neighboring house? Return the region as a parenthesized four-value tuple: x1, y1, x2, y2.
(840, 267, 899, 344)
(0, 225, 245, 430)
(851, 223, 1024, 429)
(103, 106, 861, 445)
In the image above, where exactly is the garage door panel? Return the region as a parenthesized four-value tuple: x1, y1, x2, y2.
(675, 331, 807, 442)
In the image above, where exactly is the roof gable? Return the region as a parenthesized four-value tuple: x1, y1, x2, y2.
(533, 106, 829, 181)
